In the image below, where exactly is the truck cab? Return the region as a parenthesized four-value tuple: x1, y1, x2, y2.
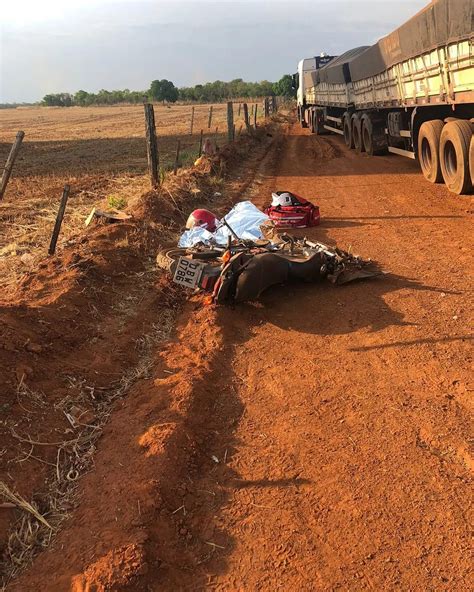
(297, 55, 336, 127)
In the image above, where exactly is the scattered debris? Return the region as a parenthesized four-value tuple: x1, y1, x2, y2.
(85, 207, 132, 227)
(179, 201, 269, 247)
(265, 191, 320, 228)
(25, 342, 43, 354)
(158, 198, 380, 304)
(0, 482, 53, 530)
(20, 253, 35, 268)
(186, 209, 218, 232)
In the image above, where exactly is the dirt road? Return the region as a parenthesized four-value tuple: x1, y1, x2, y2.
(10, 122, 472, 590)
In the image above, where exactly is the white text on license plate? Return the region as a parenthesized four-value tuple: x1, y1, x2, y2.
(173, 257, 205, 289)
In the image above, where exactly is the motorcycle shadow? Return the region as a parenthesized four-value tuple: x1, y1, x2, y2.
(231, 272, 454, 337)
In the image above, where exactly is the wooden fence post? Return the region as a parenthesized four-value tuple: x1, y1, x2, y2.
(144, 103, 159, 187)
(174, 139, 181, 175)
(0, 131, 25, 201)
(238, 103, 241, 117)
(190, 106, 195, 135)
(254, 104, 258, 128)
(48, 185, 70, 255)
(226, 102, 234, 142)
(243, 103, 251, 134)
(198, 129, 204, 156)
(208, 105, 213, 129)
(272, 96, 277, 113)
(264, 97, 269, 118)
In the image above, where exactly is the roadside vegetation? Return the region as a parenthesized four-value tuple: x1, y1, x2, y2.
(38, 75, 295, 107)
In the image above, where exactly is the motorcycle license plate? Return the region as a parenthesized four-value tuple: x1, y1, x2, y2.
(173, 257, 205, 289)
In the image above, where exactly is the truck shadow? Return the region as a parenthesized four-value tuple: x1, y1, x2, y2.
(265, 131, 420, 177)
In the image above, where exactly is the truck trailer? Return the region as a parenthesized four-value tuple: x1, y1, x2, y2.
(296, 0, 474, 194)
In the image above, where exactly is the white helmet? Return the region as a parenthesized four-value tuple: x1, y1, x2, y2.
(271, 191, 297, 207)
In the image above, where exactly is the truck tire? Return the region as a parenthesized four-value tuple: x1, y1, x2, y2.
(313, 109, 325, 135)
(343, 112, 354, 149)
(352, 114, 365, 154)
(418, 120, 444, 183)
(361, 114, 388, 156)
(309, 109, 316, 133)
(470, 134, 474, 187)
(301, 107, 308, 128)
(439, 120, 473, 195)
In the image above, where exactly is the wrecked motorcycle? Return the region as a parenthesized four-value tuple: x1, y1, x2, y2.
(156, 235, 379, 304)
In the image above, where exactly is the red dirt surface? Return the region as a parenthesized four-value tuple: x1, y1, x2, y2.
(4, 120, 473, 591)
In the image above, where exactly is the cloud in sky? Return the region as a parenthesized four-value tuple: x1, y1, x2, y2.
(0, 0, 428, 102)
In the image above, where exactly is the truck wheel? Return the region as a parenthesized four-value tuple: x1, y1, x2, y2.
(362, 114, 388, 156)
(343, 112, 354, 148)
(309, 109, 316, 133)
(418, 120, 444, 183)
(313, 109, 326, 135)
(470, 134, 474, 187)
(440, 120, 473, 195)
(352, 114, 365, 153)
(301, 107, 308, 128)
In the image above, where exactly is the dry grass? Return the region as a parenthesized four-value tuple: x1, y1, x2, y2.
(0, 309, 177, 589)
(0, 102, 265, 295)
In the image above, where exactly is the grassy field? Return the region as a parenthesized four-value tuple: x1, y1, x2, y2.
(0, 102, 264, 291)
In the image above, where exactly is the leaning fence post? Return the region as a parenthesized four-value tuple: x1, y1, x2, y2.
(190, 106, 195, 135)
(243, 103, 251, 134)
(226, 102, 234, 142)
(144, 103, 159, 187)
(254, 104, 258, 129)
(48, 185, 70, 255)
(208, 105, 213, 129)
(173, 139, 181, 175)
(0, 131, 25, 201)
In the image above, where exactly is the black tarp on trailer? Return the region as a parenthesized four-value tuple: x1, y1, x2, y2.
(310, 47, 369, 86)
(349, 0, 473, 82)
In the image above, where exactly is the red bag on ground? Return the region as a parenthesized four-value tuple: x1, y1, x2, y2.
(265, 192, 320, 228)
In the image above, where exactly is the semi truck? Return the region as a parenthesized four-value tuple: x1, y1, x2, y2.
(296, 0, 474, 194)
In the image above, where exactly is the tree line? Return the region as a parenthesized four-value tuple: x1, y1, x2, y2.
(41, 75, 294, 107)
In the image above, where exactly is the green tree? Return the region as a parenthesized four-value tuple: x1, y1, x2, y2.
(74, 90, 90, 106)
(42, 93, 73, 106)
(273, 74, 295, 98)
(149, 79, 178, 103)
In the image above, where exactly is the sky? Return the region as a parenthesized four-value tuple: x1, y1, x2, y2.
(0, 0, 428, 103)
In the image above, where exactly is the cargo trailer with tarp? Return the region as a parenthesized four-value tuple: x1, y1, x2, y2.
(296, 0, 474, 195)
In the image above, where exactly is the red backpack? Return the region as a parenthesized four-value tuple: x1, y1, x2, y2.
(265, 192, 320, 228)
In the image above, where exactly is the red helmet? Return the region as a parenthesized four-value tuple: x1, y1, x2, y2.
(186, 209, 218, 232)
